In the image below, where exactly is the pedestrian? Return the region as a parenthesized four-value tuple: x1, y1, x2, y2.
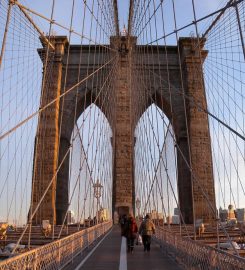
(125, 214, 138, 253)
(119, 214, 127, 236)
(139, 214, 155, 252)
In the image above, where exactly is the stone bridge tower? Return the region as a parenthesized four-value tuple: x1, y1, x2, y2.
(31, 35, 216, 225)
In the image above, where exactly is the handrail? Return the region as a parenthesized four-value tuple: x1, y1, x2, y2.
(0, 221, 112, 270)
(154, 226, 245, 269)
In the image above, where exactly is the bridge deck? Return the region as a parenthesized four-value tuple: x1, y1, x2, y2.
(68, 226, 183, 270)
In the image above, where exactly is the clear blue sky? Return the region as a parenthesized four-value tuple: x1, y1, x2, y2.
(21, 0, 226, 43)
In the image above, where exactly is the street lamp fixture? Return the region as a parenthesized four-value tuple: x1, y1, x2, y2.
(136, 198, 141, 219)
(93, 180, 103, 224)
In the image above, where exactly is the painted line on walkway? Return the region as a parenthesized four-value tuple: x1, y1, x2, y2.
(119, 236, 127, 270)
(74, 228, 112, 270)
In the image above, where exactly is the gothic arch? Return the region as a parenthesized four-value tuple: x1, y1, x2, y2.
(32, 36, 216, 225)
(56, 86, 113, 224)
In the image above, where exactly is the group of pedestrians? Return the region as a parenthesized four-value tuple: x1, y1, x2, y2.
(119, 213, 155, 253)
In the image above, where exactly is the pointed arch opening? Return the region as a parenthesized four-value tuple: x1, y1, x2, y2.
(134, 103, 178, 224)
(56, 104, 113, 225)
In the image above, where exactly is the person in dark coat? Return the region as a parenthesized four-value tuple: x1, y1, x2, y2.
(119, 214, 127, 236)
(125, 214, 138, 253)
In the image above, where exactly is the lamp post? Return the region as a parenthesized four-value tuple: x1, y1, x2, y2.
(93, 180, 103, 225)
(136, 198, 141, 220)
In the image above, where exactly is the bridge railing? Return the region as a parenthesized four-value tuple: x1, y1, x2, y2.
(0, 221, 112, 270)
(154, 226, 245, 270)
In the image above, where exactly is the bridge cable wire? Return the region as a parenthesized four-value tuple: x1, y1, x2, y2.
(0, 0, 115, 253)
(12, 0, 117, 52)
(132, 0, 188, 236)
(59, 13, 118, 236)
(134, 32, 241, 253)
(130, 0, 243, 254)
(11, 52, 118, 253)
(0, 0, 245, 262)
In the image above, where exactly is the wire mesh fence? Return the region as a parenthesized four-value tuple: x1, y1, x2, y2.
(154, 226, 245, 270)
(0, 221, 112, 270)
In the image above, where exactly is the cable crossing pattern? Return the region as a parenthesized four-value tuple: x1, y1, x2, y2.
(0, 0, 245, 269)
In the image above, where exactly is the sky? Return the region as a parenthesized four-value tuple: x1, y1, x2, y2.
(20, 0, 227, 43)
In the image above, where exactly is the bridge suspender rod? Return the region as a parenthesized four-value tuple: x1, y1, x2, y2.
(12, 144, 71, 254)
(139, 113, 191, 237)
(134, 53, 241, 250)
(0, 1, 12, 70)
(233, 1, 245, 60)
(131, 0, 244, 250)
(70, 0, 89, 232)
(156, 106, 240, 256)
(55, 0, 76, 237)
(148, 66, 245, 210)
(11, 0, 116, 52)
(137, 71, 240, 254)
(68, 1, 88, 232)
(149, 0, 171, 227)
(202, 0, 241, 38)
(11, 1, 55, 50)
(57, 56, 118, 237)
(12, 56, 118, 252)
(82, 0, 113, 39)
(171, 0, 197, 238)
(128, 0, 134, 36)
(132, 0, 165, 229)
(203, 0, 245, 211)
(28, 0, 57, 246)
(132, 0, 182, 234)
(145, 0, 244, 45)
(0, 56, 116, 141)
(133, 3, 188, 227)
(149, 70, 245, 142)
(145, 6, 242, 234)
(134, 1, 164, 40)
(155, 0, 177, 231)
(150, 69, 245, 142)
(113, 0, 119, 36)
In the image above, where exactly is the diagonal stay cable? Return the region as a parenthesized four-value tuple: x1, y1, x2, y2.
(136, 67, 240, 255)
(57, 59, 118, 237)
(141, 80, 241, 255)
(145, 0, 244, 45)
(149, 69, 245, 142)
(0, 0, 13, 70)
(12, 0, 117, 53)
(11, 55, 118, 253)
(0, 56, 117, 141)
(151, 97, 240, 256)
(140, 111, 191, 238)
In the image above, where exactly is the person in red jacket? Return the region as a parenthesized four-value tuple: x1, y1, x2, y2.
(125, 214, 138, 253)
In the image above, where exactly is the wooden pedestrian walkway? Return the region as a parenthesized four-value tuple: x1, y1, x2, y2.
(69, 225, 183, 270)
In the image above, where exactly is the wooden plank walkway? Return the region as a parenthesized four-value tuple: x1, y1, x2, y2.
(72, 225, 183, 270)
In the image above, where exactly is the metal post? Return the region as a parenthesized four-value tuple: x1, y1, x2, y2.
(113, 0, 119, 36)
(234, 1, 245, 60)
(72, 235, 74, 263)
(0, 0, 13, 70)
(136, 198, 141, 220)
(58, 241, 61, 267)
(33, 250, 38, 270)
(93, 180, 103, 225)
